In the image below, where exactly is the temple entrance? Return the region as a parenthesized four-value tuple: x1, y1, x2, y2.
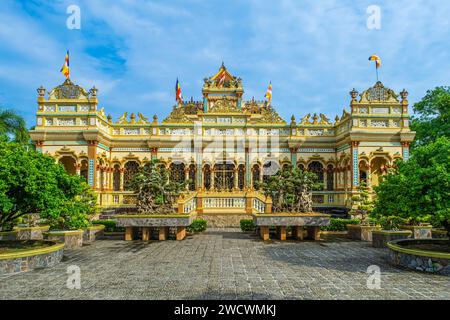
(213, 163, 235, 191)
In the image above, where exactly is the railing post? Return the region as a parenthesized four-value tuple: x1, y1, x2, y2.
(196, 193, 203, 214)
(246, 191, 254, 214)
(265, 196, 273, 213)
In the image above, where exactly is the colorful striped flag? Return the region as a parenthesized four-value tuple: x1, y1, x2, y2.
(265, 82, 272, 106)
(60, 50, 70, 79)
(175, 78, 182, 103)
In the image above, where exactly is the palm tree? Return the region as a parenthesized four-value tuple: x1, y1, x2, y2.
(0, 109, 29, 144)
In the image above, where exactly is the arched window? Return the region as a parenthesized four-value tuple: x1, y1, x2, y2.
(113, 164, 121, 191)
(252, 164, 260, 189)
(203, 164, 211, 190)
(170, 163, 186, 184)
(298, 163, 305, 172)
(263, 161, 280, 183)
(370, 157, 388, 187)
(80, 159, 88, 181)
(326, 164, 334, 191)
(124, 161, 140, 190)
(59, 156, 76, 175)
(188, 164, 196, 191)
(308, 161, 324, 190)
(238, 164, 245, 190)
(282, 163, 291, 171)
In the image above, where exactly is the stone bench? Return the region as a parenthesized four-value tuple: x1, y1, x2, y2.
(252, 213, 331, 241)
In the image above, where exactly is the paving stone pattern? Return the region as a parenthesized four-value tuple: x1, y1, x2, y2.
(0, 229, 449, 300)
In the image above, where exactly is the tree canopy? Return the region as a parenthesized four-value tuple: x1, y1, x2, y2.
(372, 137, 450, 233)
(411, 87, 450, 149)
(0, 141, 96, 231)
(0, 109, 29, 145)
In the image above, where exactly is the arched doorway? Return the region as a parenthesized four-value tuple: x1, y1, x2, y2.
(326, 164, 334, 191)
(308, 161, 324, 190)
(59, 156, 76, 175)
(80, 159, 88, 181)
(124, 161, 140, 190)
(238, 164, 245, 191)
(170, 163, 186, 184)
(188, 164, 196, 191)
(370, 157, 389, 187)
(252, 164, 261, 189)
(213, 163, 235, 191)
(203, 164, 211, 190)
(113, 164, 121, 191)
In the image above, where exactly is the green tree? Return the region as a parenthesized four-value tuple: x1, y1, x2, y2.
(128, 160, 186, 214)
(349, 182, 374, 223)
(0, 109, 29, 145)
(411, 87, 450, 149)
(0, 141, 96, 231)
(258, 167, 319, 213)
(372, 137, 450, 235)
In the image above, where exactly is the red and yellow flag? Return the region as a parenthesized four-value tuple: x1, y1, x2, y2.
(60, 50, 70, 79)
(265, 82, 272, 106)
(368, 55, 381, 69)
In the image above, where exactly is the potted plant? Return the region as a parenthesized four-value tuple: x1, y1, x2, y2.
(347, 183, 380, 241)
(252, 167, 331, 241)
(371, 216, 412, 248)
(115, 160, 196, 241)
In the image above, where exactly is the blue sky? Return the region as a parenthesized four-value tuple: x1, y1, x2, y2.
(0, 0, 449, 127)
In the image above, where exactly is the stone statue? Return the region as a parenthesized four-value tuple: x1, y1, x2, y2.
(300, 113, 311, 124)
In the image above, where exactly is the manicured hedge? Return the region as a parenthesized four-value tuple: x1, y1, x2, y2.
(187, 218, 207, 233)
(91, 220, 124, 232)
(240, 219, 256, 232)
(321, 218, 360, 231)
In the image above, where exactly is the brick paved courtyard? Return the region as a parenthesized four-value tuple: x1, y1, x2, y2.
(0, 229, 449, 300)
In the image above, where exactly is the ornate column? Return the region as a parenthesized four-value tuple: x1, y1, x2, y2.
(119, 167, 125, 191)
(150, 147, 158, 161)
(184, 168, 190, 191)
(75, 163, 81, 176)
(245, 147, 251, 189)
(351, 141, 360, 189)
(211, 167, 215, 191)
(234, 167, 239, 190)
(290, 147, 298, 168)
(87, 141, 98, 188)
(401, 142, 411, 162)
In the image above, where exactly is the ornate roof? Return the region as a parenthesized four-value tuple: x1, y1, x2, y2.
(203, 63, 243, 91)
(359, 81, 399, 103)
(48, 78, 92, 100)
(162, 106, 194, 124)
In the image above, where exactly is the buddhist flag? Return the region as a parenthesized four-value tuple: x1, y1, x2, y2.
(368, 55, 381, 69)
(265, 82, 272, 106)
(60, 50, 70, 79)
(175, 78, 182, 103)
(218, 69, 226, 87)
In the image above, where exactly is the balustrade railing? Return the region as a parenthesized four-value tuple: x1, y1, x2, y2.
(203, 197, 246, 209)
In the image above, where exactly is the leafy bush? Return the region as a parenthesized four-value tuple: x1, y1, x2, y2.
(372, 137, 450, 234)
(240, 219, 256, 232)
(321, 218, 360, 231)
(376, 216, 408, 230)
(92, 220, 124, 232)
(187, 218, 207, 233)
(0, 141, 96, 231)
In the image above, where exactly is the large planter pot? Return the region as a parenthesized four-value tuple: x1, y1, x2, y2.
(43, 230, 84, 249)
(387, 238, 450, 273)
(0, 240, 64, 276)
(432, 229, 448, 239)
(83, 225, 105, 243)
(252, 213, 331, 241)
(13, 225, 50, 240)
(399, 225, 432, 239)
(0, 230, 18, 241)
(116, 213, 197, 241)
(347, 224, 381, 242)
(372, 230, 412, 248)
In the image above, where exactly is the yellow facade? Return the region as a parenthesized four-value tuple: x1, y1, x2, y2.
(30, 64, 415, 213)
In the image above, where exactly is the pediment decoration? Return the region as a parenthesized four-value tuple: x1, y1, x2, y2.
(162, 106, 194, 124)
(209, 97, 240, 113)
(203, 63, 242, 89)
(255, 106, 286, 124)
(48, 78, 89, 100)
(359, 81, 399, 103)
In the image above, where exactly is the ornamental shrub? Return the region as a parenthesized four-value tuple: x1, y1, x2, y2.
(321, 218, 360, 231)
(240, 219, 256, 232)
(92, 219, 124, 232)
(187, 218, 207, 233)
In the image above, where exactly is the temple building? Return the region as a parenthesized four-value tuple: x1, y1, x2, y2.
(30, 64, 416, 219)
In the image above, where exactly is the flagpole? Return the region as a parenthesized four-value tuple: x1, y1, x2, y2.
(375, 63, 379, 82)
